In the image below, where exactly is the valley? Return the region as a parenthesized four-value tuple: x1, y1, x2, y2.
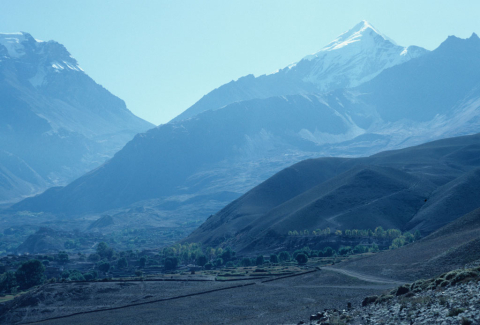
(1, 16, 480, 324)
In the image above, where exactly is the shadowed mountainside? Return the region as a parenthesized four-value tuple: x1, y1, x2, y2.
(0, 32, 153, 204)
(185, 133, 480, 252)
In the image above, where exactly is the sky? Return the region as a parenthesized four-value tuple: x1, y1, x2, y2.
(1, 0, 480, 125)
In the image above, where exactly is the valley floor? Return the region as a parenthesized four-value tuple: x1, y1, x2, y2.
(1, 268, 396, 324)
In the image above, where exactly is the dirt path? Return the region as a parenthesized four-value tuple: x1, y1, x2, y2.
(321, 266, 405, 285)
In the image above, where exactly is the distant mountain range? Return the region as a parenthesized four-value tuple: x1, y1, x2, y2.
(0, 32, 153, 203)
(12, 22, 480, 240)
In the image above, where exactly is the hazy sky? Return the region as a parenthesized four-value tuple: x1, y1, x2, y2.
(1, 1, 480, 125)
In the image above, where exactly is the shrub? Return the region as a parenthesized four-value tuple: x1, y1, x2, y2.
(225, 261, 235, 268)
(214, 258, 223, 267)
(135, 270, 143, 277)
(15, 259, 45, 290)
(295, 253, 308, 265)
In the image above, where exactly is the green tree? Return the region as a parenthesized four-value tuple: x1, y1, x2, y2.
(338, 246, 352, 255)
(97, 242, 114, 260)
(88, 253, 101, 262)
(278, 251, 291, 262)
(374, 226, 385, 238)
(84, 270, 98, 281)
(214, 258, 223, 267)
(197, 255, 208, 267)
(369, 243, 379, 253)
(295, 253, 308, 265)
(241, 258, 252, 267)
(97, 261, 111, 273)
(204, 262, 213, 270)
(221, 247, 235, 261)
(322, 247, 335, 257)
(164, 257, 179, 270)
(117, 257, 128, 269)
(138, 257, 147, 268)
(0, 271, 18, 293)
(255, 255, 264, 266)
(67, 270, 85, 281)
(15, 259, 45, 290)
(56, 251, 69, 264)
(269, 254, 279, 264)
(414, 230, 422, 240)
(403, 232, 414, 243)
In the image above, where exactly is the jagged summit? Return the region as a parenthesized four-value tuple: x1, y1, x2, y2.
(291, 21, 427, 91)
(0, 31, 82, 83)
(316, 20, 397, 53)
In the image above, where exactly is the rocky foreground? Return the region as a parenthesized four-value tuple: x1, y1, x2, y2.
(304, 266, 480, 324)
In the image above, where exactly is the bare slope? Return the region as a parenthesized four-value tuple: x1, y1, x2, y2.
(334, 207, 480, 281)
(186, 133, 480, 251)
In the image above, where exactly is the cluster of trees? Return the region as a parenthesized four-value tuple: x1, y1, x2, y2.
(0, 259, 45, 294)
(288, 226, 421, 241)
(159, 243, 237, 271)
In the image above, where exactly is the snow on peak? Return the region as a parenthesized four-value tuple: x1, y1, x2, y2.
(0, 32, 35, 58)
(311, 20, 397, 56)
(284, 21, 428, 92)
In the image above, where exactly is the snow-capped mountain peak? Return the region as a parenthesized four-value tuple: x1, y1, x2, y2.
(0, 32, 36, 58)
(172, 21, 429, 122)
(292, 21, 428, 91)
(0, 32, 84, 88)
(319, 20, 396, 52)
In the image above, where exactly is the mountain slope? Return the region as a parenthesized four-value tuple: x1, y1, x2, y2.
(334, 207, 480, 281)
(185, 133, 480, 251)
(172, 21, 427, 122)
(0, 32, 153, 203)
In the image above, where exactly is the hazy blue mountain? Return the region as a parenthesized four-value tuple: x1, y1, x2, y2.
(0, 32, 153, 203)
(12, 28, 480, 237)
(173, 21, 427, 122)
